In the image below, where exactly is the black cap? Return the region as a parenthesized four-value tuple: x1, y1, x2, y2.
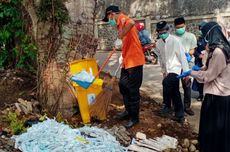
(174, 17, 185, 25)
(156, 21, 169, 31)
(102, 5, 120, 22)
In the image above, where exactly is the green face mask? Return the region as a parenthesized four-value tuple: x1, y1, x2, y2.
(176, 27, 186, 35)
(159, 32, 169, 40)
(109, 19, 117, 26)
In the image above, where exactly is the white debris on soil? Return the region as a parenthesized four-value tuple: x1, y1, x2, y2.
(127, 132, 178, 152)
(13, 119, 126, 152)
(106, 125, 131, 146)
(15, 98, 33, 115)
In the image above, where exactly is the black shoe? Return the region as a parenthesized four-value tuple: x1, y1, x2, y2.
(124, 119, 139, 129)
(171, 116, 185, 123)
(160, 106, 173, 117)
(114, 111, 130, 120)
(185, 108, 195, 116)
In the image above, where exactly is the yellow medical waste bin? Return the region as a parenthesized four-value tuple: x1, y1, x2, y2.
(70, 59, 99, 77)
(70, 59, 103, 124)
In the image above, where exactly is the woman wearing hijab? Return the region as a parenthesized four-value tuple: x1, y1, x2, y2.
(179, 21, 230, 152)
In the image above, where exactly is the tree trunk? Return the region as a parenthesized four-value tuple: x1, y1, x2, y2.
(22, 0, 98, 117)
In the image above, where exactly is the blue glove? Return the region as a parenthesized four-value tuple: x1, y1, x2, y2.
(177, 70, 192, 79)
(192, 65, 201, 71)
(185, 53, 192, 62)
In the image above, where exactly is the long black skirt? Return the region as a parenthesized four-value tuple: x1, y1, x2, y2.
(199, 94, 230, 152)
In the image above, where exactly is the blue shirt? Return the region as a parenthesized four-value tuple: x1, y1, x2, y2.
(195, 37, 206, 67)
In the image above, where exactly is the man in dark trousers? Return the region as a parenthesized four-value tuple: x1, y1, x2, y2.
(155, 21, 189, 123)
(174, 17, 197, 116)
(102, 5, 145, 128)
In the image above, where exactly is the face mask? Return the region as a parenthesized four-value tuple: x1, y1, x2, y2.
(109, 19, 116, 26)
(159, 32, 169, 40)
(176, 27, 186, 35)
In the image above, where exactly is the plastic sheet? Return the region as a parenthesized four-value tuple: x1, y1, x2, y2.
(72, 68, 94, 83)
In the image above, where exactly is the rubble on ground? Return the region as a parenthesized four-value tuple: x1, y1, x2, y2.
(128, 132, 178, 152)
(126, 132, 199, 152)
(177, 138, 199, 152)
(106, 125, 131, 146)
(0, 135, 18, 152)
(1, 98, 41, 116)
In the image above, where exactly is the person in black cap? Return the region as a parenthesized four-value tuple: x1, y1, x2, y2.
(174, 17, 197, 116)
(102, 5, 120, 22)
(155, 21, 189, 123)
(102, 5, 145, 128)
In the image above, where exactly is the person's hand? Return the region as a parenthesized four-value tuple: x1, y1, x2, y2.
(185, 52, 192, 62)
(201, 50, 206, 54)
(199, 54, 204, 59)
(192, 65, 201, 71)
(119, 55, 123, 64)
(114, 38, 122, 49)
(177, 70, 192, 79)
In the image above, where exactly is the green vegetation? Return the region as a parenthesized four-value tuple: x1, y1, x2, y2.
(0, 0, 37, 71)
(5, 112, 26, 135)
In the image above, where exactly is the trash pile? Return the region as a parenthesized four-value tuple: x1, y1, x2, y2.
(127, 132, 178, 152)
(13, 119, 126, 152)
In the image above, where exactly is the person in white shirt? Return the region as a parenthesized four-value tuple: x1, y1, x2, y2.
(155, 21, 189, 123)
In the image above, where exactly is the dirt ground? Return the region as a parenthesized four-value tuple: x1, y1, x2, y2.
(103, 87, 197, 141)
(0, 69, 36, 152)
(0, 69, 36, 110)
(94, 74, 197, 142)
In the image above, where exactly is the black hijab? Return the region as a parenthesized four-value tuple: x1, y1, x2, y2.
(201, 22, 230, 67)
